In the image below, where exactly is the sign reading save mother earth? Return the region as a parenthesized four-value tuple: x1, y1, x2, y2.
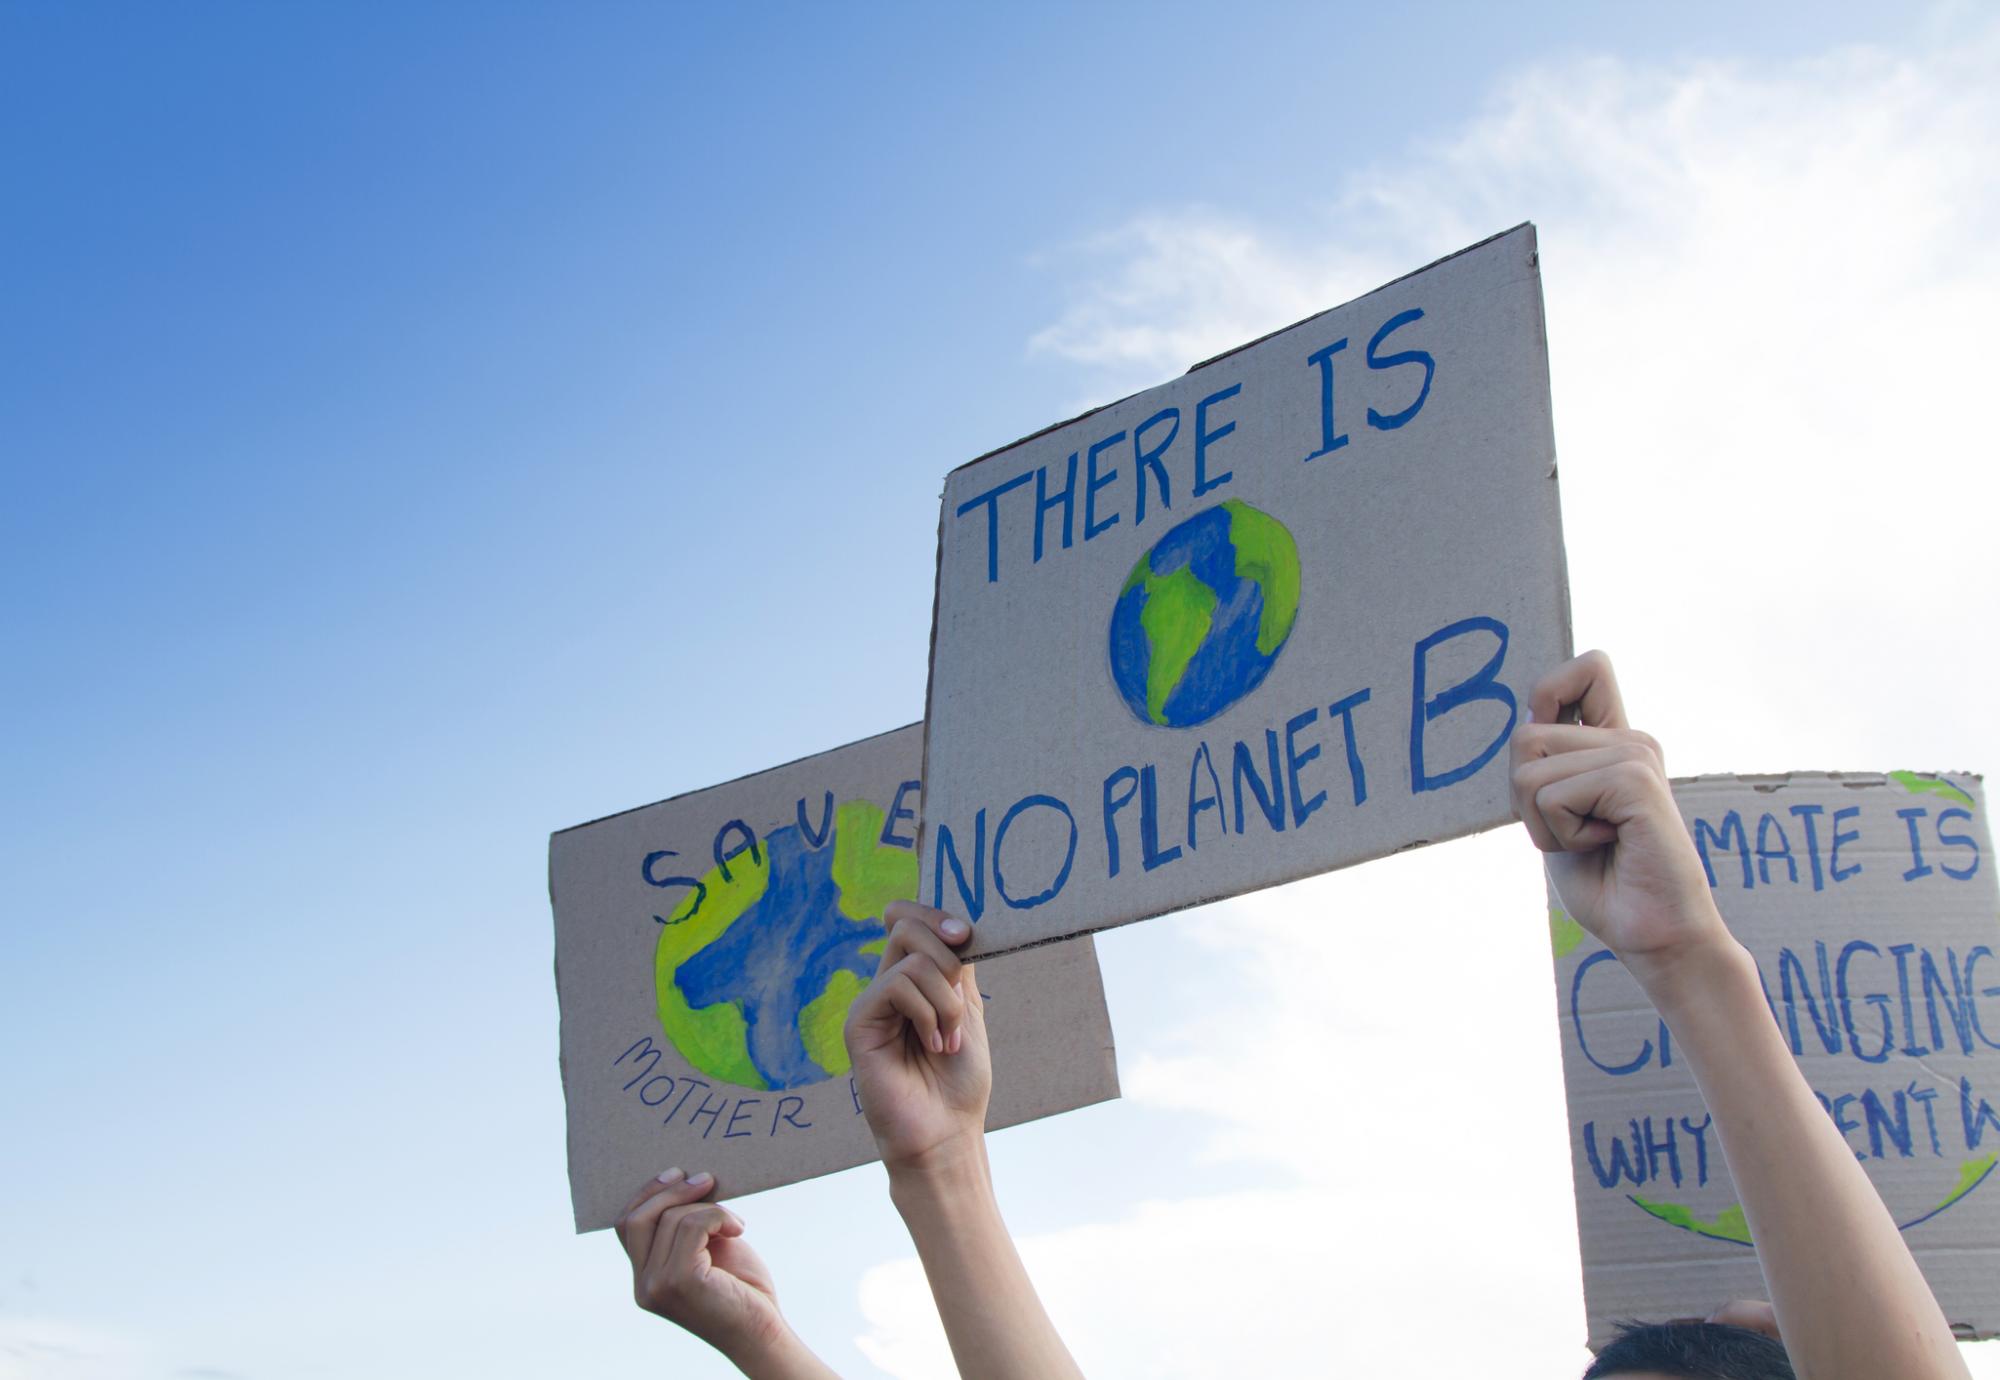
(922, 224, 1570, 956)
(549, 724, 1119, 1231)
(1555, 773, 2000, 1346)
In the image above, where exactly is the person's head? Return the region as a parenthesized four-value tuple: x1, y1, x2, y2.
(1582, 1319, 1795, 1380)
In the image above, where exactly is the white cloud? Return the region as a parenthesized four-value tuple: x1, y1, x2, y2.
(860, 836, 1594, 1379)
(860, 1184, 1582, 1379)
(861, 14, 2000, 1379)
(0, 1319, 150, 1380)
(1025, 25, 2000, 780)
(1026, 217, 1396, 392)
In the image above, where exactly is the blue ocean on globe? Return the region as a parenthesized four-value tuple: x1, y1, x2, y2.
(674, 825, 883, 1088)
(1107, 499, 1302, 728)
(655, 798, 913, 1092)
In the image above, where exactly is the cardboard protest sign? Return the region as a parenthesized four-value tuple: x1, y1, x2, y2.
(550, 724, 1120, 1231)
(1553, 772, 2000, 1346)
(921, 224, 1570, 956)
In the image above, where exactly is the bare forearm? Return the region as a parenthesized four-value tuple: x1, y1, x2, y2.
(888, 1141, 1084, 1380)
(1636, 931, 1968, 1380)
(727, 1329, 843, 1380)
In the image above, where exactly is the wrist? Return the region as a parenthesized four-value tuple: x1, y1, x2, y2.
(724, 1318, 828, 1380)
(885, 1128, 989, 1191)
(887, 1131, 995, 1219)
(1623, 925, 1758, 1024)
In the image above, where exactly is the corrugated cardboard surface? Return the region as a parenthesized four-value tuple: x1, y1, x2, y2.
(551, 724, 1120, 1231)
(922, 225, 1571, 959)
(1553, 771, 2000, 1346)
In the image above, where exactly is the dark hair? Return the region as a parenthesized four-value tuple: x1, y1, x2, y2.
(1582, 1320, 1795, 1380)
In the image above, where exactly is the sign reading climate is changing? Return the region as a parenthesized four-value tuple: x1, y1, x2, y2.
(1555, 773, 2000, 1346)
(921, 225, 1571, 955)
(549, 724, 1120, 1230)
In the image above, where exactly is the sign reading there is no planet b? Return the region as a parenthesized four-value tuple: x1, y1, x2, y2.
(1554, 772, 2000, 1346)
(922, 225, 1571, 956)
(550, 724, 1120, 1230)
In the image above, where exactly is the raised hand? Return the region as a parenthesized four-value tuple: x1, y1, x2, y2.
(1511, 651, 1969, 1380)
(843, 900, 989, 1172)
(843, 902, 1084, 1380)
(1509, 649, 1726, 970)
(614, 1169, 837, 1380)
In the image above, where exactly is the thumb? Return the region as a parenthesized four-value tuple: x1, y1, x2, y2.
(959, 963, 987, 1039)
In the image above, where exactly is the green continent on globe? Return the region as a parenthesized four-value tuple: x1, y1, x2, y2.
(1223, 499, 1301, 656)
(1630, 1152, 1998, 1247)
(654, 845, 768, 1089)
(1108, 499, 1302, 728)
(654, 798, 917, 1090)
(1136, 564, 1217, 724)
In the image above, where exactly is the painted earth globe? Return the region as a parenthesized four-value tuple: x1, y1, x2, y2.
(1108, 499, 1301, 728)
(653, 800, 914, 1090)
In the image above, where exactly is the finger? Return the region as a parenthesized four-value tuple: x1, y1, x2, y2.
(883, 900, 973, 947)
(1512, 766, 1564, 854)
(1510, 722, 1662, 773)
(1514, 741, 1664, 797)
(615, 1169, 715, 1267)
(1509, 723, 1637, 816)
(876, 969, 945, 1054)
(958, 961, 986, 1046)
(1533, 759, 1665, 853)
(1708, 1298, 1782, 1341)
(638, 1202, 745, 1309)
(649, 1202, 744, 1283)
(1513, 740, 1665, 847)
(1528, 649, 1627, 730)
(1513, 743, 1655, 852)
(892, 953, 966, 1052)
(620, 1166, 695, 1220)
(844, 963, 902, 1044)
(847, 943, 969, 1051)
(877, 914, 965, 986)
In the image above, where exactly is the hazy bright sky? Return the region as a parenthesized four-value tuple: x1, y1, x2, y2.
(5, 4, 1999, 1378)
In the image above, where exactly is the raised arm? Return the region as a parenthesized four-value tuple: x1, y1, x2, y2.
(844, 901, 1086, 1380)
(1512, 651, 1969, 1380)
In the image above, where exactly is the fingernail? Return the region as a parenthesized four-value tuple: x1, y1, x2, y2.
(930, 1028, 944, 1054)
(948, 1027, 963, 1054)
(686, 1170, 713, 1188)
(726, 1210, 745, 1230)
(1525, 707, 1535, 723)
(657, 1167, 685, 1184)
(941, 917, 970, 942)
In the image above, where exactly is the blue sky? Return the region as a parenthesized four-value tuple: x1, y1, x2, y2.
(5, 4, 1997, 1378)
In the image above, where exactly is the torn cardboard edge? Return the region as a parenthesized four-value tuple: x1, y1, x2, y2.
(1670, 769, 1984, 791)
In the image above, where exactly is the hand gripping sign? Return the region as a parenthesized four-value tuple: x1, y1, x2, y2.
(1552, 771, 2000, 1345)
(551, 724, 1119, 1229)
